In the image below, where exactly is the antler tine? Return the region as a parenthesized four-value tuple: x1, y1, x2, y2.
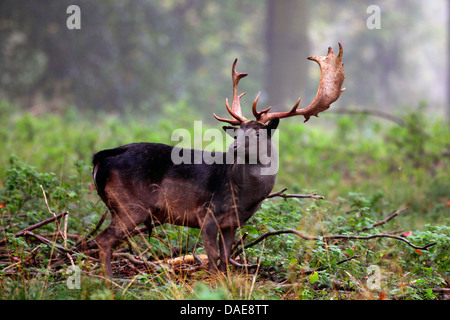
(213, 112, 241, 125)
(214, 59, 249, 125)
(252, 91, 272, 120)
(289, 97, 301, 113)
(232, 59, 247, 103)
(251, 91, 261, 119)
(257, 43, 345, 124)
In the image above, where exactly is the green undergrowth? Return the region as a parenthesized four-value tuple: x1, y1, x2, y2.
(0, 101, 448, 300)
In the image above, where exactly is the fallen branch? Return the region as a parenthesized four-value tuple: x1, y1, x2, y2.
(115, 252, 161, 271)
(267, 187, 324, 200)
(22, 230, 74, 254)
(229, 258, 258, 269)
(0, 211, 69, 245)
(361, 207, 408, 231)
(233, 229, 437, 257)
(76, 211, 109, 248)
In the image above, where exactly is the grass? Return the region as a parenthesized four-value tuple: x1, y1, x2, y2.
(0, 101, 449, 300)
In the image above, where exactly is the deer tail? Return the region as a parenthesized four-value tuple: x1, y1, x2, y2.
(92, 147, 128, 191)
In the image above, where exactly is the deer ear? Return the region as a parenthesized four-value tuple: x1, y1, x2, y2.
(222, 126, 238, 138)
(266, 118, 279, 135)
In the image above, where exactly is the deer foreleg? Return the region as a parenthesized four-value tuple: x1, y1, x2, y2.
(218, 227, 236, 272)
(200, 222, 220, 273)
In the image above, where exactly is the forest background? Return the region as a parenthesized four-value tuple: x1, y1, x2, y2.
(0, 0, 448, 300)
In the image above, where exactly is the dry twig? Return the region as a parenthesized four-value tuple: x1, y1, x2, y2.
(234, 229, 436, 257)
(0, 211, 69, 245)
(267, 187, 324, 200)
(22, 230, 74, 254)
(361, 207, 408, 231)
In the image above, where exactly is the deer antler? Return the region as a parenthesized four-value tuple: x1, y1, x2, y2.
(214, 43, 345, 125)
(213, 59, 250, 125)
(255, 43, 345, 124)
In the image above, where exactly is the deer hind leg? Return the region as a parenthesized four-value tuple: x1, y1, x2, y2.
(95, 216, 123, 277)
(95, 205, 149, 277)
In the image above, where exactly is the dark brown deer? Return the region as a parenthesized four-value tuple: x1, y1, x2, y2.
(92, 44, 345, 276)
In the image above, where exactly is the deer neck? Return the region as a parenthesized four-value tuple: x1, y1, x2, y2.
(229, 144, 278, 210)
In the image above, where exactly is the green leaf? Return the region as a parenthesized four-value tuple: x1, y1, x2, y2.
(309, 271, 319, 284)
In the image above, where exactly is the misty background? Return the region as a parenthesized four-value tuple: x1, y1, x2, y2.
(0, 0, 448, 122)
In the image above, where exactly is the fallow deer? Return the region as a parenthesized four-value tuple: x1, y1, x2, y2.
(92, 43, 345, 276)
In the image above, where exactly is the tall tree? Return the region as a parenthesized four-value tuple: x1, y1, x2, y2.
(265, 0, 310, 110)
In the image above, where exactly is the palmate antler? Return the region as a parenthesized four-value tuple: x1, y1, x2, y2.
(214, 43, 345, 125)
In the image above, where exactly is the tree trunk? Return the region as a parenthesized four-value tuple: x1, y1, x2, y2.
(447, 0, 450, 121)
(265, 0, 310, 110)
